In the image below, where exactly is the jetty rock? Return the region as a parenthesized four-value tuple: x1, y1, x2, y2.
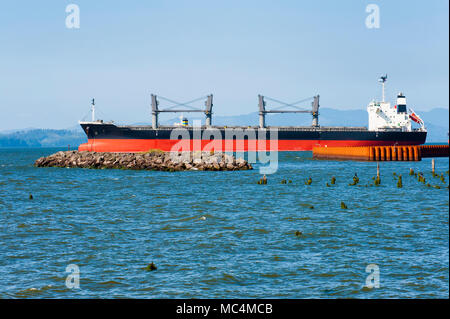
(34, 151, 253, 172)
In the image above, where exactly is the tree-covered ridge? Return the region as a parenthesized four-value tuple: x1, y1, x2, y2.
(0, 129, 86, 148)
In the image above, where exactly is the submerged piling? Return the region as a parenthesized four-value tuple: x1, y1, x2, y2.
(258, 174, 268, 184)
(397, 175, 403, 188)
(145, 262, 157, 271)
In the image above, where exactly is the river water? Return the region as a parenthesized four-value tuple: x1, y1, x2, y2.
(0, 148, 448, 298)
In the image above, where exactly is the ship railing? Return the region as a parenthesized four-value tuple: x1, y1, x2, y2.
(120, 125, 370, 132)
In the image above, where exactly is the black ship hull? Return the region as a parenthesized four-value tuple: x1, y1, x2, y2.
(78, 123, 427, 152)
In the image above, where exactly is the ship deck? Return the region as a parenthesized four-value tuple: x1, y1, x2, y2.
(117, 125, 371, 132)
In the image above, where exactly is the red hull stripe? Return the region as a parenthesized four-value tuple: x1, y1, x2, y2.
(79, 139, 424, 152)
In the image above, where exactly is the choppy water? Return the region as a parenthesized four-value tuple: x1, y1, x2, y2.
(0, 148, 448, 298)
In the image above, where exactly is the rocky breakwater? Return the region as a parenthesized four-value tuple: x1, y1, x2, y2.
(34, 151, 253, 171)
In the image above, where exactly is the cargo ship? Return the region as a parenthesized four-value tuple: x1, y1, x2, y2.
(78, 76, 427, 152)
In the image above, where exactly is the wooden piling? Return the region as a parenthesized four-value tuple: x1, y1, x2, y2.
(380, 147, 386, 161)
(369, 147, 375, 161)
(385, 147, 391, 161)
(377, 162, 380, 179)
(391, 147, 397, 161)
(402, 147, 408, 161)
(413, 146, 419, 161)
(397, 147, 403, 161)
(374, 147, 380, 161)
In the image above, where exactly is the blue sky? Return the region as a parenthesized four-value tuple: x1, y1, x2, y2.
(0, 0, 448, 129)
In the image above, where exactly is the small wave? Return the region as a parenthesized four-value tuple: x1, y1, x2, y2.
(313, 273, 336, 278)
(381, 246, 408, 252)
(15, 285, 54, 297)
(160, 225, 192, 232)
(200, 273, 241, 285)
(98, 280, 125, 287)
(261, 273, 281, 278)
(254, 228, 270, 234)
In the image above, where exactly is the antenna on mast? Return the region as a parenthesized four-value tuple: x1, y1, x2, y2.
(91, 98, 95, 122)
(378, 74, 387, 102)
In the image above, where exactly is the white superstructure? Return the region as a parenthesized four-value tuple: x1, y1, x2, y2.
(367, 75, 426, 132)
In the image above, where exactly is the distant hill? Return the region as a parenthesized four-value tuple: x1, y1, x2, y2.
(0, 128, 86, 148)
(0, 108, 447, 147)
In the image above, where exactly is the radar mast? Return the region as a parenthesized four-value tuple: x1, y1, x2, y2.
(378, 74, 388, 102)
